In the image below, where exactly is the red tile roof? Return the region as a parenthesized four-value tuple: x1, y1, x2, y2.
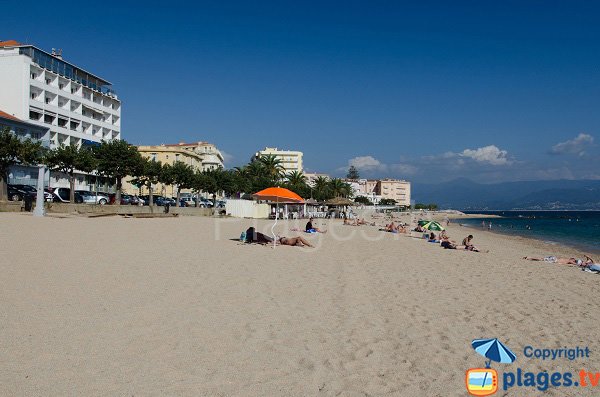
(0, 109, 22, 122)
(0, 40, 21, 47)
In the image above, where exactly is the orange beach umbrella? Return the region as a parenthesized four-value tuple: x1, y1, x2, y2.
(253, 187, 304, 248)
(253, 187, 304, 203)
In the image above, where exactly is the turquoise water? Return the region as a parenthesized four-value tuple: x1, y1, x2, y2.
(460, 211, 600, 255)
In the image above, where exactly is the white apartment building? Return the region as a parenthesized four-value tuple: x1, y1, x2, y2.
(0, 40, 121, 190)
(254, 147, 303, 173)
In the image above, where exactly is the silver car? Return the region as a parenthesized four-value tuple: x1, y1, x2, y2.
(75, 190, 109, 205)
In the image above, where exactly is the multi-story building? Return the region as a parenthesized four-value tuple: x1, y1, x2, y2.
(0, 109, 49, 186)
(122, 141, 224, 197)
(254, 147, 303, 174)
(0, 40, 121, 190)
(163, 142, 224, 171)
(377, 178, 411, 206)
(345, 178, 411, 206)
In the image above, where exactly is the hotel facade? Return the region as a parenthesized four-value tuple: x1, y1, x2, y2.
(254, 147, 303, 174)
(0, 40, 121, 191)
(346, 178, 411, 206)
(122, 142, 225, 197)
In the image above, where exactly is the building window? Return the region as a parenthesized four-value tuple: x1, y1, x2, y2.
(45, 97, 51, 104)
(59, 83, 64, 89)
(46, 78, 51, 85)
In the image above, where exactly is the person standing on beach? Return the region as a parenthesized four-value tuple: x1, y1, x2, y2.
(481, 220, 486, 229)
(488, 221, 492, 230)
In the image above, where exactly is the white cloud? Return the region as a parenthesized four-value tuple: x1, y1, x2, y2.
(348, 155, 386, 171)
(460, 145, 511, 165)
(550, 133, 594, 156)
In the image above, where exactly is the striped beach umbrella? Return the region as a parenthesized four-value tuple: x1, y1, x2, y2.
(422, 221, 445, 231)
(472, 338, 517, 365)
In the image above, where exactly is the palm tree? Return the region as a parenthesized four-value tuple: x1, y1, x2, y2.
(328, 178, 351, 198)
(286, 170, 306, 185)
(257, 154, 284, 182)
(312, 176, 330, 201)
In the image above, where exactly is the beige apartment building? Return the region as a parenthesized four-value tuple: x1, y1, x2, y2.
(377, 178, 411, 206)
(346, 178, 411, 206)
(122, 141, 224, 197)
(164, 141, 224, 171)
(254, 147, 303, 173)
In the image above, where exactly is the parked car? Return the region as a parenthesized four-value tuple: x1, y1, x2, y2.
(75, 190, 109, 205)
(140, 195, 164, 206)
(180, 197, 196, 207)
(52, 187, 84, 203)
(7, 184, 32, 201)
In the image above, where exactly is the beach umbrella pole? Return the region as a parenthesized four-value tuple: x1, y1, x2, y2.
(271, 199, 278, 248)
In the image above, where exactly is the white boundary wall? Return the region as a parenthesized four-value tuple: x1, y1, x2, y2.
(225, 199, 270, 219)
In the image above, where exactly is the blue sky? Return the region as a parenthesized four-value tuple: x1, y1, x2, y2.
(3, 1, 599, 182)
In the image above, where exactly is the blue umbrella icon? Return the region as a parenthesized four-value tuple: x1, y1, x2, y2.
(471, 338, 517, 388)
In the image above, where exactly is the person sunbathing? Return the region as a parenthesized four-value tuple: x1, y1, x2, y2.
(278, 236, 314, 248)
(523, 256, 582, 265)
(306, 218, 327, 233)
(440, 235, 463, 249)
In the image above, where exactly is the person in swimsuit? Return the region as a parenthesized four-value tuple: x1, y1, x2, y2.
(524, 255, 596, 266)
(462, 235, 486, 252)
(278, 236, 314, 248)
(306, 218, 326, 233)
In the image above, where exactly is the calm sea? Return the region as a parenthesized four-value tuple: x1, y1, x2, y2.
(460, 211, 600, 255)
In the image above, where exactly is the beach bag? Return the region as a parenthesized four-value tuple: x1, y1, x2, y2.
(245, 227, 256, 243)
(240, 231, 246, 243)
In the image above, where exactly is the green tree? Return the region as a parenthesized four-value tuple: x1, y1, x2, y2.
(165, 161, 195, 203)
(328, 178, 351, 198)
(130, 158, 163, 206)
(256, 154, 284, 182)
(94, 139, 142, 205)
(346, 165, 360, 180)
(0, 127, 43, 201)
(379, 198, 397, 206)
(312, 176, 330, 201)
(44, 145, 96, 203)
(354, 196, 372, 205)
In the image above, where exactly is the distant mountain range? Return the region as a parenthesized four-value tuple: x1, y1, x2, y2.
(412, 178, 600, 210)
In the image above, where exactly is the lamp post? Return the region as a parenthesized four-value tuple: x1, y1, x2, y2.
(33, 164, 45, 217)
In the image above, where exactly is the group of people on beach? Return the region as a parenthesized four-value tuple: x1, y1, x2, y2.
(241, 218, 328, 248)
(523, 254, 598, 272)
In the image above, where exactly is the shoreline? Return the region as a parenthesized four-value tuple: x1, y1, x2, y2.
(1, 213, 599, 395)
(449, 215, 600, 257)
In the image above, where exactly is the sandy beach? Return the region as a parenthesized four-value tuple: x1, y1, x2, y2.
(1, 212, 598, 396)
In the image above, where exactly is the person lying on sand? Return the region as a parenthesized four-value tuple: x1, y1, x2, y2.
(384, 222, 405, 233)
(523, 255, 589, 265)
(440, 235, 464, 249)
(306, 218, 327, 233)
(278, 236, 314, 248)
